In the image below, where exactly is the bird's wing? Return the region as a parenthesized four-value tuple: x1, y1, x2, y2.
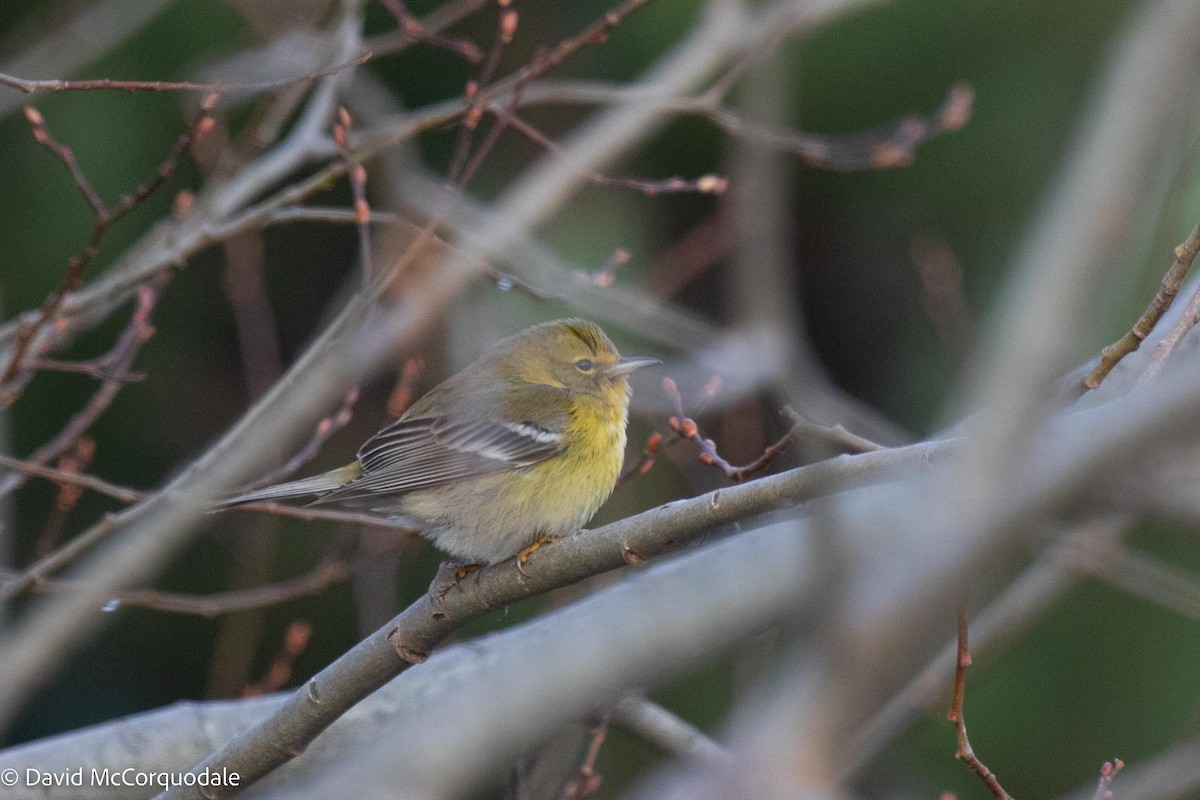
(312, 415, 563, 503)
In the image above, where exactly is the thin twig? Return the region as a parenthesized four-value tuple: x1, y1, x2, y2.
(0, 453, 423, 533)
(574, 249, 631, 288)
(911, 233, 974, 368)
(453, 0, 662, 189)
(387, 357, 425, 418)
(948, 607, 1014, 800)
(1072, 540, 1200, 621)
(243, 387, 361, 491)
(220, 228, 282, 399)
(522, 0, 657, 82)
(33, 438, 97, 558)
(20, 356, 146, 382)
(494, 105, 728, 196)
(1, 99, 216, 399)
(334, 108, 375, 283)
(562, 711, 613, 800)
(1090, 759, 1124, 800)
(1068, 218, 1200, 397)
(0, 452, 143, 503)
(780, 406, 885, 454)
(0, 277, 168, 498)
(457, 25, 532, 190)
(1, 561, 352, 618)
(0, 53, 369, 95)
(242, 620, 313, 696)
(662, 377, 800, 482)
(702, 82, 974, 172)
(375, 0, 483, 62)
(449, 3, 520, 187)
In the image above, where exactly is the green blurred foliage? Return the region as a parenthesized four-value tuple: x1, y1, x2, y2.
(3, 0, 1200, 797)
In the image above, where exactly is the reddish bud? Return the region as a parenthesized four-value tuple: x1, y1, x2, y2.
(195, 117, 217, 138)
(662, 377, 677, 394)
(172, 190, 195, 222)
(696, 174, 728, 194)
(401, 16, 423, 37)
(201, 93, 220, 111)
(500, 10, 518, 43)
(23, 106, 43, 126)
(283, 621, 312, 654)
(646, 432, 663, 453)
(680, 419, 698, 438)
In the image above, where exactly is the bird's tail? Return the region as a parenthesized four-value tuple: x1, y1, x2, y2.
(212, 462, 362, 509)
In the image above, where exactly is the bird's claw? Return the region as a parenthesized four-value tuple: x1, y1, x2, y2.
(515, 535, 559, 576)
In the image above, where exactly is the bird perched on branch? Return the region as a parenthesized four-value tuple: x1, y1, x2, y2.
(217, 319, 658, 565)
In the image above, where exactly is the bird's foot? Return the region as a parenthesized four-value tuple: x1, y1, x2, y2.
(431, 560, 481, 603)
(516, 535, 561, 575)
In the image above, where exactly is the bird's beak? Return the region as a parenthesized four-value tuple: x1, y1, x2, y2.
(606, 356, 660, 377)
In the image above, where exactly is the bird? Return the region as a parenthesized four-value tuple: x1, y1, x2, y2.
(217, 318, 658, 565)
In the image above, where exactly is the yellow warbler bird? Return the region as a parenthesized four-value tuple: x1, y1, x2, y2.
(218, 319, 657, 565)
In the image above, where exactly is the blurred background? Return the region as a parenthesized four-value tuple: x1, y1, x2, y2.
(3, 0, 1200, 797)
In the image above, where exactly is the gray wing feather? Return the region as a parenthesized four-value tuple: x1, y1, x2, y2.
(313, 415, 562, 503)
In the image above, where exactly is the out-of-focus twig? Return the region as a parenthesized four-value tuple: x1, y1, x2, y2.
(242, 620, 313, 697)
(387, 357, 425, 418)
(33, 438, 96, 558)
(613, 694, 731, 764)
(1090, 759, 1123, 800)
(0, 54, 368, 95)
(1, 561, 351, 619)
(911, 233, 974, 369)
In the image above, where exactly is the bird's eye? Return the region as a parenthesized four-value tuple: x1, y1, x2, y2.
(575, 358, 594, 373)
